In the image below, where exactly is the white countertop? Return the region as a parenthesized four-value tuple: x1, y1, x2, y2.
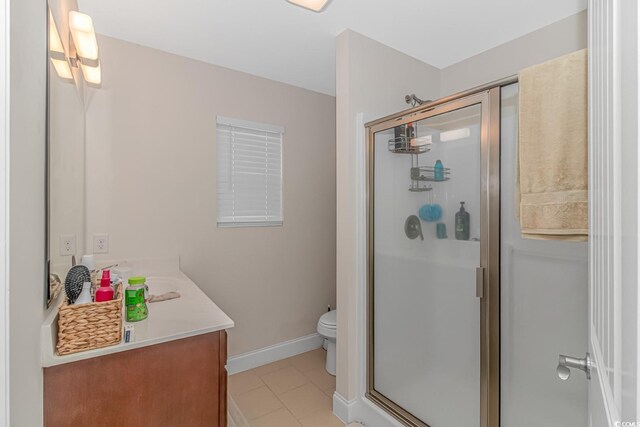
(41, 257, 234, 367)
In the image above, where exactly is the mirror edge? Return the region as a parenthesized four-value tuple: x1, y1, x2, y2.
(45, 2, 51, 308)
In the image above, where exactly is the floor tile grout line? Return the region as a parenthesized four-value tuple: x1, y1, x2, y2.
(230, 349, 338, 426)
(229, 379, 266, 399)
(277, 382, 334, 422)
(279, 380, 313, 398)
(230, 384, 286, 423)
(246, 387, 305, 426)
(232, 393, 341, 426)
(300, 368, 337, 391)
(228, 362, 330, 399)
(257, 365, 311, 397)
(251, 360, 293, 378)
(296, 405, 342, 424)
(245, 403, 291, 424)
(233, 387, 339, 426)
(230, 381, 330, 405)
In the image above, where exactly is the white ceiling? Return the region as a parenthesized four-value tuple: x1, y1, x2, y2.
(78, 0, 587, 95)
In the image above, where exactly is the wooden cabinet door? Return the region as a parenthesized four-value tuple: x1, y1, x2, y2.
(45, 331, 228, 427)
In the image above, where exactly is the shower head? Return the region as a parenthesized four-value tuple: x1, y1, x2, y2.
(405, 94, 430, 107)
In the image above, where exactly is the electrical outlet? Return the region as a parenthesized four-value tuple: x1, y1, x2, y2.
(59, 235, 76, 256)
(93, 234, 109, 254)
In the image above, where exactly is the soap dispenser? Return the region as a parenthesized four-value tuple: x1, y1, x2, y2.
(455, 201, 470, 240)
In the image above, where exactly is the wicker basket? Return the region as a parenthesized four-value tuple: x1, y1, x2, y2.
(56, 284, 123, 356)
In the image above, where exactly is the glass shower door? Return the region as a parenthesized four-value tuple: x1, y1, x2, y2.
(367, 91, 499, 427)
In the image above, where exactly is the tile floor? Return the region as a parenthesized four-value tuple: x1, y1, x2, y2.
(228, 348, 344, 427)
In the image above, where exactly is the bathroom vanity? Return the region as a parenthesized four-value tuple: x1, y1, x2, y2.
(41, 258, 234, 427)
(44, 8, 234, 425)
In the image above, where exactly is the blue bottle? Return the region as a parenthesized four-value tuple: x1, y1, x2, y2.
(436, 223, 447, 239)
(434, 160, 444, 181)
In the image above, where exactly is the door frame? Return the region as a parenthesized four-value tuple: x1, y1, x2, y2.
(364, 86, 502, 427)
(587, 0, 640, 424)
(0, 0, 9, 424)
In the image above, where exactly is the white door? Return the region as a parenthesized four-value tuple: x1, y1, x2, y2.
(581, 0, 639, 426)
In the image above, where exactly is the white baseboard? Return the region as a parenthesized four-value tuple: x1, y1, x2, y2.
(227, 333, 324, 375)
(333, 391, 404, 427)
(333, 392, 357, 423)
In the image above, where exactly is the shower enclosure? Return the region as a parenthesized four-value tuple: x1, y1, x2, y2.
(365, 85, 505, 427)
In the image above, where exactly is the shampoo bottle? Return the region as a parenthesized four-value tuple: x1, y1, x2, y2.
(455, 201, 470, 240)
(394, 125, 406, 150)
(434, 160, 444, 181)
(95, 270, 114, 302)
(406, 122, 415, 141)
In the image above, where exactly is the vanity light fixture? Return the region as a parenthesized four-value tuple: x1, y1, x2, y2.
(440, 128, 471, 142)
(51, 58, 74, 81)
(80, 62, 101, 86)
(68, 10, 101, 86)
(49, 10, 73, 81)
(49, 10, 65, 61)
(69, 11, 99, 67)
(286, 0, 332, 12)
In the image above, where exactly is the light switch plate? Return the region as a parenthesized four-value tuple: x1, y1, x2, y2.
(59, 235, 76, 256)
(93, 234, 109, 254)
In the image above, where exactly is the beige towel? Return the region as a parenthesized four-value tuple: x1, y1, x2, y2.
(517, 49, 588, 241)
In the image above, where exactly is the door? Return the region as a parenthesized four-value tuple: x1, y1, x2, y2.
(574, 0, 639, 426)
(365, 89, 500, 427)
(0, 0, 6, 423)
(586, 0, 622, 416)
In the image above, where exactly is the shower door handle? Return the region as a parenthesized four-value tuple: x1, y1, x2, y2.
(476, 267, 485, 298)
(557, 353, 591, 380)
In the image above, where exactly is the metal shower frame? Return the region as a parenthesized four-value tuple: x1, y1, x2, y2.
(364, 75, 517, 427)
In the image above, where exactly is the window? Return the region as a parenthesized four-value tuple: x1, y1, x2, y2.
(216, 116, 283, 227)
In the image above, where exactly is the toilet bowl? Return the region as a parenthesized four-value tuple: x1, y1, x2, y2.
(317, 310, 337, 376)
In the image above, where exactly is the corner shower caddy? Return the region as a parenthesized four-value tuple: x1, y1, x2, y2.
(387, 135, 451, 192)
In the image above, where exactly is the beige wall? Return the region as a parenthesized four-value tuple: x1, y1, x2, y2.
(84, 35, 336, 356)
(9, 1, 83, 424)
(9, 0, 48, 425)
(335, 30, 441, 401)
(441, 10, 587, 95)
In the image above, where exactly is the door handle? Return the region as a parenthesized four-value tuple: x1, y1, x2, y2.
(557, 353, 591, 380)
(476, 267, 484, 298)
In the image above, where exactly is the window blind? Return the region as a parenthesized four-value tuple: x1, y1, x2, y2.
(216, 116, 283, 227)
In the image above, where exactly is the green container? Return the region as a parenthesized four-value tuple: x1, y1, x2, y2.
(125, 277, 148, 322)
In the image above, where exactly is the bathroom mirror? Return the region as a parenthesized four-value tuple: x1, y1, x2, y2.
(46, 1, 86, 307)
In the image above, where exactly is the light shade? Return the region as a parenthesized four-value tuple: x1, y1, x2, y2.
(48, 10, 65, 61)
(80, 61, 101, 87)
(51, 58, 73, 81)
(440, 128, 471, 142)
(69, 11, 99, 67)
(286, 0, 331, 12)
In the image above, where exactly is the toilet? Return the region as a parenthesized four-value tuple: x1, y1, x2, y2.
(317, 310, 337, 376)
